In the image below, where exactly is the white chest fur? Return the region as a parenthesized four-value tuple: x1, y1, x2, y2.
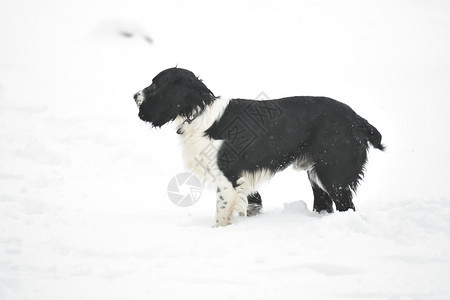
(175, 97, 270, 225)
(175, 98, 229, 184)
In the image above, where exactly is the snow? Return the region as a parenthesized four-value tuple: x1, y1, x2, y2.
(1, 0, 450, 299)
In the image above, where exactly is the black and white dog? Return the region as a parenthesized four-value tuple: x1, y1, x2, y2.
(134, 68, 384, 226)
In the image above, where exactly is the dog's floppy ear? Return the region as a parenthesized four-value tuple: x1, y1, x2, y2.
(181, 77, 217, 119)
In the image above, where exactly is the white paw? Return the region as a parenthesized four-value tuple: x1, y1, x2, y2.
(216, 216, 231, 227)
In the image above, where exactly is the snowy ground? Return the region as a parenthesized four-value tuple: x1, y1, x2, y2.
(1, 0, 450, 299)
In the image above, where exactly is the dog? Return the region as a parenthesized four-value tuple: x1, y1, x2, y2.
(134, 67, 384, 226)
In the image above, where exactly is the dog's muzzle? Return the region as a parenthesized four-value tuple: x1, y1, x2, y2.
(133, 91, 144, 107)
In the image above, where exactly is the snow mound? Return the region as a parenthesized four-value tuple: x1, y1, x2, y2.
(283, 200, 311, 214)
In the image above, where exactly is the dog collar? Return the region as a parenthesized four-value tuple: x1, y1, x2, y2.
(184, 115, 197, 124)
(177, 112, 199, 135)
(183, 111, 199, 125)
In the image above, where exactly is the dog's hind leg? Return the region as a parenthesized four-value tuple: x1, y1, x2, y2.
(308, 172, 333, 213)
(310, 167, 356, 212)
(326, 185, 355, 212)
(247, 192, 262, 216)
(308, 168, 356, 212)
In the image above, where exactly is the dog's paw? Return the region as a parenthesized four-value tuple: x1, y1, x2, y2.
(215, 199, 247, 227)
(216, 216, 232, 227)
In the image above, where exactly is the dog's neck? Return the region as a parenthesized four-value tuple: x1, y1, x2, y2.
(175, 97, 229, 136)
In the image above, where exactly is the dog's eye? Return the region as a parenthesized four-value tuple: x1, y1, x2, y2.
(149, 83, 156, 91)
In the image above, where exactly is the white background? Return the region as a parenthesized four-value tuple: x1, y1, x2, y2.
(1, 0, 449, 299)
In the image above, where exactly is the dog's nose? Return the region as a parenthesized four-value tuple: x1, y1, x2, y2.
(134, 91, 144, 106)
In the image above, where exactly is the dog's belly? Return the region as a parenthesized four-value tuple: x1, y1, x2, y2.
(240, 169, 273, 193)
(292, 155, 314, 171)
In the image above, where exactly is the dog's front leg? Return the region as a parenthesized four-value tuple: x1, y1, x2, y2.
(215, 177, 248, 226)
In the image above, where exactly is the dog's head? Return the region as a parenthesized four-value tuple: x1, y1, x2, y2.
(133, 68, 216, 127)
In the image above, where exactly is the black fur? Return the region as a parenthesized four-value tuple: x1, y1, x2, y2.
(247, 192, 263, 216)
(134, 68, 384, 214)
(205, 96, 384, 212)
(136, 68, 216, 127)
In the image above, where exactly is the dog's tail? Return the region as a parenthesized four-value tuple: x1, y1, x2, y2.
(360, 118, 385, 151)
